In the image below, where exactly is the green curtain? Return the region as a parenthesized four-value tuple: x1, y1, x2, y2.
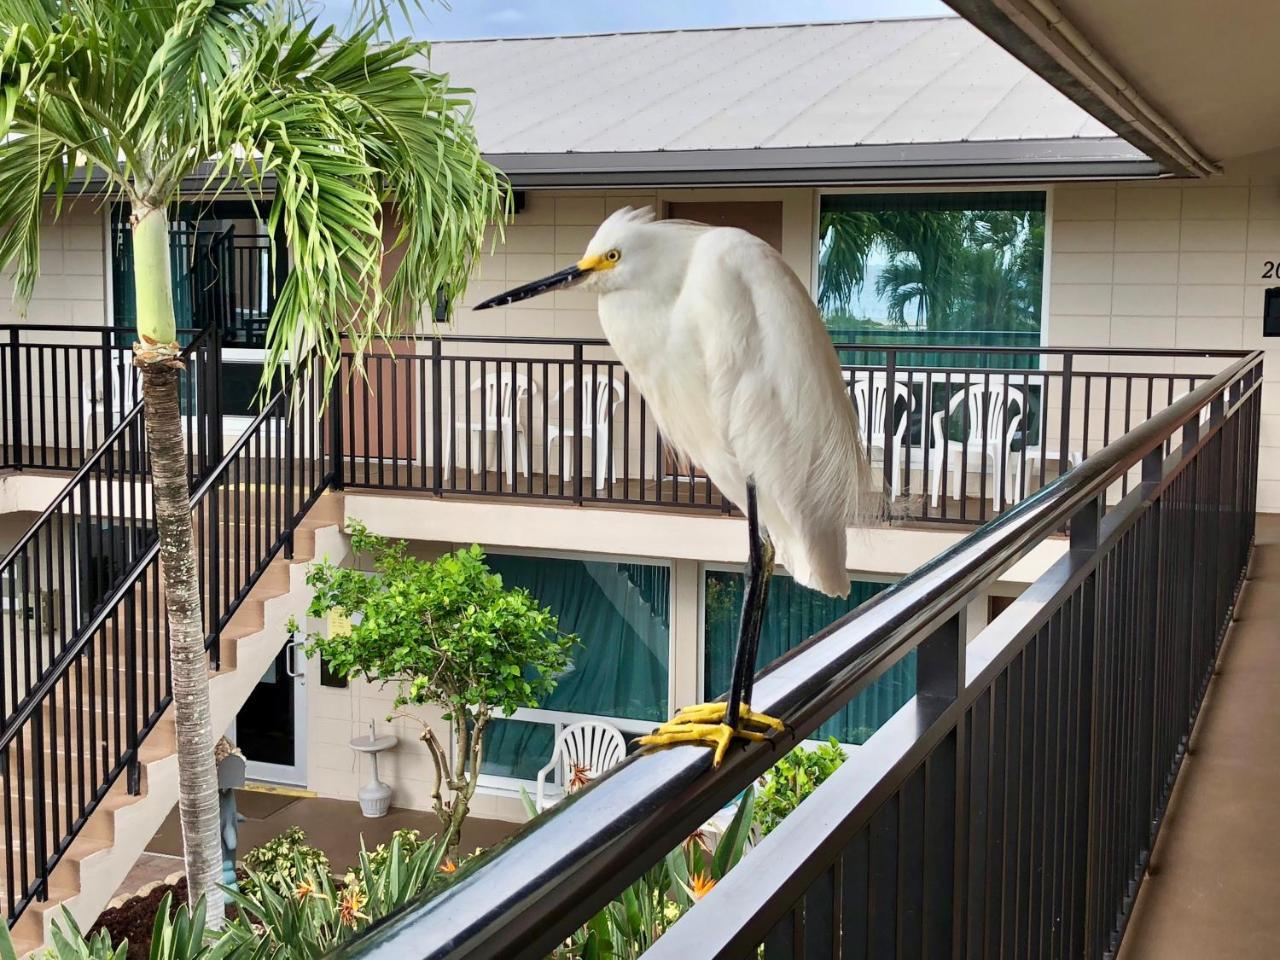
(703, 570, 912, 745)
(479, 554, 670, 779)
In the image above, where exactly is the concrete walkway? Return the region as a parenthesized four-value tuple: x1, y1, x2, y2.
(1119, 513, 1280, 959)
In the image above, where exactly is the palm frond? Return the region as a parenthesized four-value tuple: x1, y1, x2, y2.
(210, 20, 507, 398)
(0, 0, 505, 394)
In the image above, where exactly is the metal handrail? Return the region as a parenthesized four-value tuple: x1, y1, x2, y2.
(331, 350, 1262, 960)
(0, 375, 303, 755)
(0, 354, 329, 924)
(0, 326, 215, 573)
(0, 327, 220, 740)
(355, 330, 1251, 359)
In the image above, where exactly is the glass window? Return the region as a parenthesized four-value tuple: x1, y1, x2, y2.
(703, 570, 913, 745)
(478, 719, 556, 782)
(478, 554, 670, 779)
(817, 192, 1046, 368)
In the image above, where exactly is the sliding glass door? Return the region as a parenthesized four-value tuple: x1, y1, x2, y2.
(476, 553, 671, 785)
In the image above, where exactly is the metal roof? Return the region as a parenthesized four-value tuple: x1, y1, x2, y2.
(426, 18, 1158, 186)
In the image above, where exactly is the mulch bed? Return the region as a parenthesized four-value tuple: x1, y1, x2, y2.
(89, 875, 242, 960)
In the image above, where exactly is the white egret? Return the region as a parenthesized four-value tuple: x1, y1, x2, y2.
(475, 206, 874, 766)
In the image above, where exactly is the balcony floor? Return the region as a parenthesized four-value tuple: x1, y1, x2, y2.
(341, 461, 1054, 527)
(1119, 513, 1280, 959)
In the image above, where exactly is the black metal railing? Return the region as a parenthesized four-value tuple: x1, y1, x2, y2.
(339, 336, 1247, 525)
(0, 325, 206, 474)
(0, 327, 220, 737)
(0, 328, 1246, 529)
(330, 351, 1262, 960)
(0, 365, 328, 926)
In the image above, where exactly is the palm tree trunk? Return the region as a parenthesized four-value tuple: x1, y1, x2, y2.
(133, 201, 225, 926)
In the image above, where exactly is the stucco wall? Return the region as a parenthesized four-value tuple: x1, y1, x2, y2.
(1048, 176, 1278, 509)
(447, 188, 817, 339)
(0, 201, 107, 328)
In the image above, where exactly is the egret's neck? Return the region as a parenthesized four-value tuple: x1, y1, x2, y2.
(597, 287, 676, 370)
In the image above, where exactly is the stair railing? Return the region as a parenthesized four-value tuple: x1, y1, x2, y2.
(0, 327, 220, 737)
(0, 360, 327, 926)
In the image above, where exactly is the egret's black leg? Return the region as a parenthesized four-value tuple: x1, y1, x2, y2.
(727, 482, 774, 729)
(636, 482, 783, 765)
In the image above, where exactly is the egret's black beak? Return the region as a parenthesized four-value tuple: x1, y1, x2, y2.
(473, 263, 589, 310)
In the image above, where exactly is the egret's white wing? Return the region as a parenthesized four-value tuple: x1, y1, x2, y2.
(677, 227, 874, 597)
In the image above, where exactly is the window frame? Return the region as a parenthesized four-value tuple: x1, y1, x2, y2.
(458, 545, 677, 795)
(811, 185, 1055, 350)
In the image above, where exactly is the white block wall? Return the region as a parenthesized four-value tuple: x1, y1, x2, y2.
(0, 201, 106, 328)
(1049, 176, 1280, 510)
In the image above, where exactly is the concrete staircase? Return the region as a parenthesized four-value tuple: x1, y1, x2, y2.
(5, 492, 347, 954)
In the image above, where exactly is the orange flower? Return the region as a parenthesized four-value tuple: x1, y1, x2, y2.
(294, 879, 318, 901)
(689, 871, 716, 901)
(567, 762, 593, 793)
(439, 858, 458, 874)
(338, 888, 368, 928)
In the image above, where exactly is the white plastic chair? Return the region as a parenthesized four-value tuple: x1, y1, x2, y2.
(547, 376, 624, 491)
(81, 349, 139, 448)
(534, 720, 626, 812)
(443, 372, 534, 484)
(930, 381, 1026, 510)
(850, 373, 914, 499)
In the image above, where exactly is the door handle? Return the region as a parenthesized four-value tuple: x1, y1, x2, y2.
(285, 636, 306, 680)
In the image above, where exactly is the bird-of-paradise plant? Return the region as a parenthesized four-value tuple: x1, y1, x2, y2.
(0, 0, 506, 925)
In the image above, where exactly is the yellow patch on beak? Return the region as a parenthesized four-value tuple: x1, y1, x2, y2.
(577, 252, 618, 273)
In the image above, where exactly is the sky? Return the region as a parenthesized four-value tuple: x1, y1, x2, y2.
(320, 0, 955, 41)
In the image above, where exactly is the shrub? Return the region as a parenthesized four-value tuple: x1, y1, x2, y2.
(753, 738, 847, 837)
(221, 833, 449, 959)
(300, 524, 576, 854)
(239, 827, 330, 902)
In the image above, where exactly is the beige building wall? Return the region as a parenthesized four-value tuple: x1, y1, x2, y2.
(297, 492, 1057, 820)
(0, 201, 108, 329)
(448, 188, 817, 339)
(1047, 175, 1278, 509)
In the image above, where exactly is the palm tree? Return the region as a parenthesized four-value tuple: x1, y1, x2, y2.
(0, 0, 505, 924)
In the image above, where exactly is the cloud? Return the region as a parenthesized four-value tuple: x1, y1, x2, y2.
(485, 8, 526, 24)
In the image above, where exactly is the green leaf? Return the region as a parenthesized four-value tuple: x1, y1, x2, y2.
(713, 786, 756, 878)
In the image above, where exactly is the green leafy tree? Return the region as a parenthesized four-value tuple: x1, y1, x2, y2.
(300, 523, 576, 853)
(0, 0, 506, 921)
(753, 738, 847, 837)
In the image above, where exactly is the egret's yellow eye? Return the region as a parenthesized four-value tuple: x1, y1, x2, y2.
(606, 249, 621, 262)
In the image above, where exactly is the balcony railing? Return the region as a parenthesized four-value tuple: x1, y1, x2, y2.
(339, 335, 1248, 525)
(330, 351, 1262, 960)
(0, 324, 208, 474)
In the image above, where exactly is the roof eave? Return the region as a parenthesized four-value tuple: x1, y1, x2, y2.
(489, 139, 1163, 189)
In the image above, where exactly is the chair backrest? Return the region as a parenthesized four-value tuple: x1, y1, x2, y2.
(948, 381, 1025, 444)
(563, 376, 624, 428)
(554, 720, 626, 792)
(471, 372, 533, 419)
(86, 349, 139, 415)
(850, 374, 912, 441)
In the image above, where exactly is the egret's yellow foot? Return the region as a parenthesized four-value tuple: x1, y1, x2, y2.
(662, 702, 785, 732)
(636, 702, 785, 767)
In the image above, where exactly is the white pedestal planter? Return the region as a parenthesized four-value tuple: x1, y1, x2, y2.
(349, 731, 397, 818)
